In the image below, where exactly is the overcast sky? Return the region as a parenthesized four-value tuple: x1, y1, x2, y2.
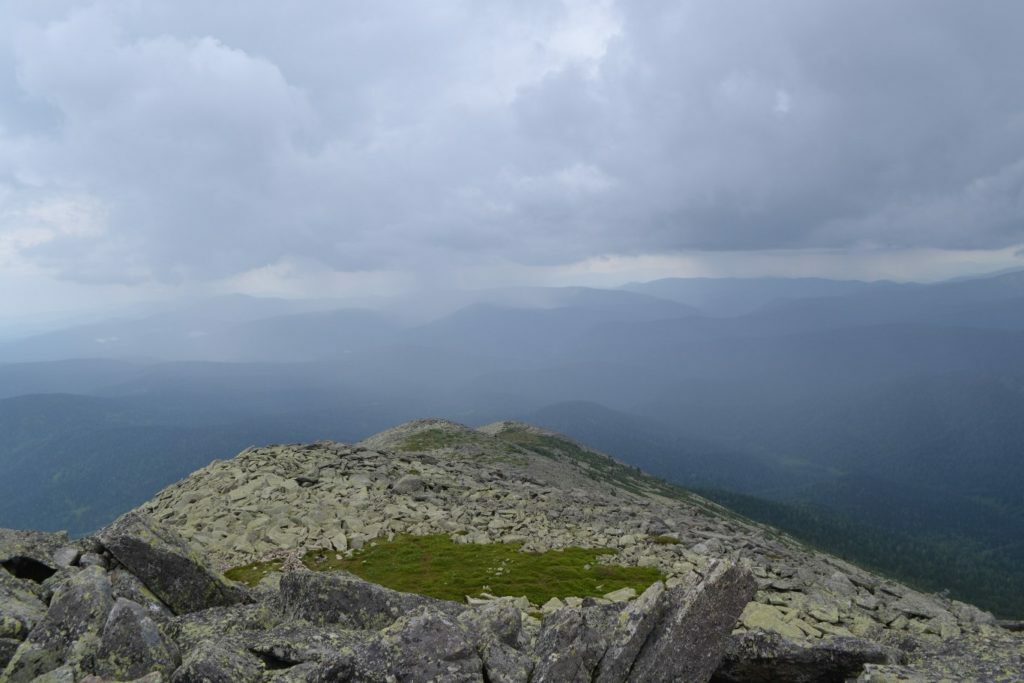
(2, 0, 1024, 324)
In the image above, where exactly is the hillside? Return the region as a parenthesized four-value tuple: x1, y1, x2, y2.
(4, 419, 1020, 681)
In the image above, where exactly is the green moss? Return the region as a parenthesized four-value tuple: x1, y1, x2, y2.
(398, 429, 470, 452)
(223, 559, 283, 587)
(300, 533, 663, 604)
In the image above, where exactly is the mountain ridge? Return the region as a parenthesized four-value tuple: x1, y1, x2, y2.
(3, 418, 1018, 681)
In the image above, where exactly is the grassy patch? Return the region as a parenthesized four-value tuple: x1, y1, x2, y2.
(224, 558, 283, 587)
(301, 533, 663, 604)
(398, 429, 469, 452)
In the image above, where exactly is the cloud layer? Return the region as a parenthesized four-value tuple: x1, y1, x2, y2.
(1, 0, 1023, 285)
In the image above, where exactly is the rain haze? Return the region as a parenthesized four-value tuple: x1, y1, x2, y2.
(3, 0, 1024, 636)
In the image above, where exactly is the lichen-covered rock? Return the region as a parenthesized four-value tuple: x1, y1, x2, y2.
(628, 560, 756, 682)
(713, 630, 899, 682)
(531, 606, 610, 682)
(595, 580, 668, 682)
(169, 639, 265, 683)
(242, 621, 367, 666)
(95, 598, 181, 680)
(457, 601, 524, 649)
(0, 636, 21, 669)
(167, 603, 280, 653)
(108, 570, 173, 624)
(280, 569, 462, 630)
(481, 641, 533, 683)
(2, 565, 114, 682)
(0, 528, 69, 582)
(97, 511, 244, 615)
(0, 569, 47, 640)
(311, 607, 482, 683)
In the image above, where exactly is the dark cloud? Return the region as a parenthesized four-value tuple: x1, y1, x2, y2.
(1, 0, 1023, 284)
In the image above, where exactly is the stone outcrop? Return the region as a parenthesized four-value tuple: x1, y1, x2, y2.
(97, 511, 244, 615)
(1, 417, 1021, 681)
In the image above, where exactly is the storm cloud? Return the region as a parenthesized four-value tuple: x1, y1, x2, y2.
(1, 0, 1023, 285)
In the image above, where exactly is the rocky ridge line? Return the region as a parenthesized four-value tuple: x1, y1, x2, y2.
(1, 418, 1022, 681)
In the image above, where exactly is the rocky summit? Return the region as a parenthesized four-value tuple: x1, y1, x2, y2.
(1, 419, 1022, 682)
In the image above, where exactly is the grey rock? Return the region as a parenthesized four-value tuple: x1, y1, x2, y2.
(457, 601, 523, 648)
(713, 630, 900, 683)
(95, 598, 181, 680)
(242, 621, 366, 665)
(531, 607, 609, 682)
(108, 570, 173, 624)
(28, 664, 76, 682)
(0, 528, 67, 582)
(312, 606, 482, 683)
(280, 569, 461, 630)
(0, 569, 47, 639)
(78, 553, 109, 570)
(481, 641, 533, 683)
(169, 639, 265, 683)
(392, 474, 425, 494)
(629, 560, 756, 682)
(98, 511, 244, 615)
(51, 547, 81, 569)
(2, 565, 113, 682)
(0, 636, 21, 669)
(167, 603, 280, 653)
(596, 581, 668, 683)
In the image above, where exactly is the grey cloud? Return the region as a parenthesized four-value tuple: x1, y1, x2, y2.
(1, 0, 1023, 284)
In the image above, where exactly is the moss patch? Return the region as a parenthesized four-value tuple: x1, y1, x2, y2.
(299, 534, 663, 604)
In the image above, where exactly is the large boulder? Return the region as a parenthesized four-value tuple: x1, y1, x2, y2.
(628, 560, 757, 682)
(170, 639, 265, 683)
(311, 606, 482, 683)
(95, 598, 181, 680)
(279, 569, 462, 630)
(2, 565, 114, 682)
(0, 529, 69, 583)
(596, 581, 669, 682)
(97, 511, 244, 615)
(712, 630, 899, 682)
(531, 604, 617, 682)
(0, 569, 47, 641)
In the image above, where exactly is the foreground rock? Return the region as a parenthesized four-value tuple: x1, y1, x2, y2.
(97, 511, 245, 615)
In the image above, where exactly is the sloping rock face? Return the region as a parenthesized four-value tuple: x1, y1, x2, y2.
(3, 417, 1023, 681)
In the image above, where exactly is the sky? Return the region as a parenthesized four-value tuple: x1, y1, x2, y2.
(2, 0, 1024, 326)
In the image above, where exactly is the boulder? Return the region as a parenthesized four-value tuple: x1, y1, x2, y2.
(531, 607, 610, 682)
(279, 569, 462, 630)
(95, 598, 181, 680)
(628, 560, 756, 682)
(712, 630, 900, 682)
(2, 565, 114, 682)
(596, 581, 668, 683)
(97, 511, 244, 615)
(311, 607, 482, 682)
(0, 528, 69, 582)
(167, 603, 280, 653)
(0, 569, 47, 640)
(392, 475, 425, 494)
(242, 621, 367, 666)
(0, 636, 21, 669)
(170, 639, 265, 683)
